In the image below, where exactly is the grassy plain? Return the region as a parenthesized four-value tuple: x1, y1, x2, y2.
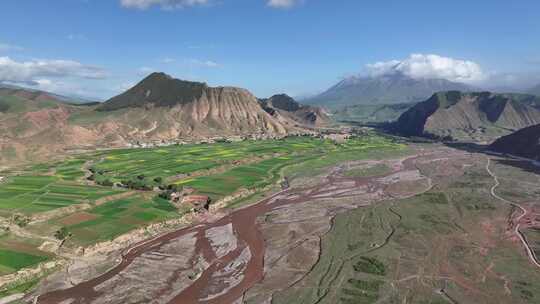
(274, 154, 540, 304)
(344, 164, 392, 178)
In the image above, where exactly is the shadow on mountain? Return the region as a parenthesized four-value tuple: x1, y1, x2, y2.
(492, 159, 540, 176)
(349, 124, 540, 176)
(443, 142, 540, 176)
(443, 142, 489, 153)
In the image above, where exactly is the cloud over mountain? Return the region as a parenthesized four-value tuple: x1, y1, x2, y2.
(0, 56, 107, 85)
(364, 54, 486, 84)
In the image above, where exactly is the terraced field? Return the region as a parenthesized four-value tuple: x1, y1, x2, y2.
(0, 175, 122, 216)
(58, 195, 182, 246)
(0, 235, 51, 276)
(89, 136, 403, 201)
(91, 137, 395, 182)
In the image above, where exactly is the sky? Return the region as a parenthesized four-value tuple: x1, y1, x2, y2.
(1, 0, 540, 100)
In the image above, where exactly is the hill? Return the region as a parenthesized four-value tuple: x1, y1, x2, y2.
(259, 94, 330, 127)
(332, 103, 414, 124)
(95, 72, 295, 137)
(304, 73, 473, 108)
(489, 124, 540, 159)
(0, 73, 309, 165)
(394, 91, 540, 142)
(0, 84, 96, 105)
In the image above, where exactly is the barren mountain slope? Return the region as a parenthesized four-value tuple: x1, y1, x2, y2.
(0, 73, 303, 165)
(259, 94, 330, 127)
(395, 91, 540, 142)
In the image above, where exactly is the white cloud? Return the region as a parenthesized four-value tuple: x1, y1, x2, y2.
(187, 59, 220, 68)
(138, 66, 156, 75)
(7, 78, 98, 99)
(120, 0, 210, 10)
(267, 0, 302, 9)
(0, 56, 107, 86)
(364, 54, 486, 84)
(0, 43, 23, 52)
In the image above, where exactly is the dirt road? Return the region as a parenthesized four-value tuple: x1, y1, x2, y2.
(486, 158, 540, 269)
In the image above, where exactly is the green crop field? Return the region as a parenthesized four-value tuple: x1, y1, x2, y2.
(89, 136, 405, 201)
(60, 195, 182, 246)
(53, 159, 87, 181)
(0, 135, 405, 248)
(0, 235, 51, 275)
(0, 249, 48, 275)
(176, 156, 307, 200)
(90, 137, 351, 183)
(0, 175, 122, 216)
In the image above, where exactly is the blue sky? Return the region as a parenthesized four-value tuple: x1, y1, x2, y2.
(1, 0, 539, 100)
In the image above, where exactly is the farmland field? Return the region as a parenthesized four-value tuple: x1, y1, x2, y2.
(0, 136, 404, 245)
(0, 135, 410, 296)
(0, 235, 51, 276)
(4, 137, 540, 304)
(0, 250, 48, 275)
(58, 195, 182, 246)
(91, 137, 401, 183)
(0, 175, 122, 216)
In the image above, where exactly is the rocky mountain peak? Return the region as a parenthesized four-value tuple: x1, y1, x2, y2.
(98, 73, 213, 111)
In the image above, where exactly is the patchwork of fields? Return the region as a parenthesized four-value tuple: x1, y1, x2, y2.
(91, 138, 334, 182)
(0, 175, 120, 216)
(0, 135, 404, 287)
(0, 234, 51, 276)
(0, 176, 122, 216)
(57, 195, 184, 246)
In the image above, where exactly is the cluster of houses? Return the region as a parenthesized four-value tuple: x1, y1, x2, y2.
(125, 127, 359, 149)
(168, 186, 211, 213)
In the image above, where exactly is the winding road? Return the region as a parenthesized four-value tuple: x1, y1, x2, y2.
(486, 158, 540, 269)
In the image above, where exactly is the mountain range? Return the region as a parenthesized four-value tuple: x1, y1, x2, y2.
(0, 73, 327, 165)
(259, 94, 330, 127)
(394, 91, 540, 142)
(0, 84, 97, 105)
(332, 103, 414, 124)
(304, 73, 473, 108)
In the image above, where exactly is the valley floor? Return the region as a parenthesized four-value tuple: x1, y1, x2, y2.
(2, 138, 540, 304)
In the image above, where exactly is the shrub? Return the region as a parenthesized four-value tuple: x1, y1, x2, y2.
(353, 256, 386, 276)
(13, 215, 30, 228)
(54, 227, 71, 240)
